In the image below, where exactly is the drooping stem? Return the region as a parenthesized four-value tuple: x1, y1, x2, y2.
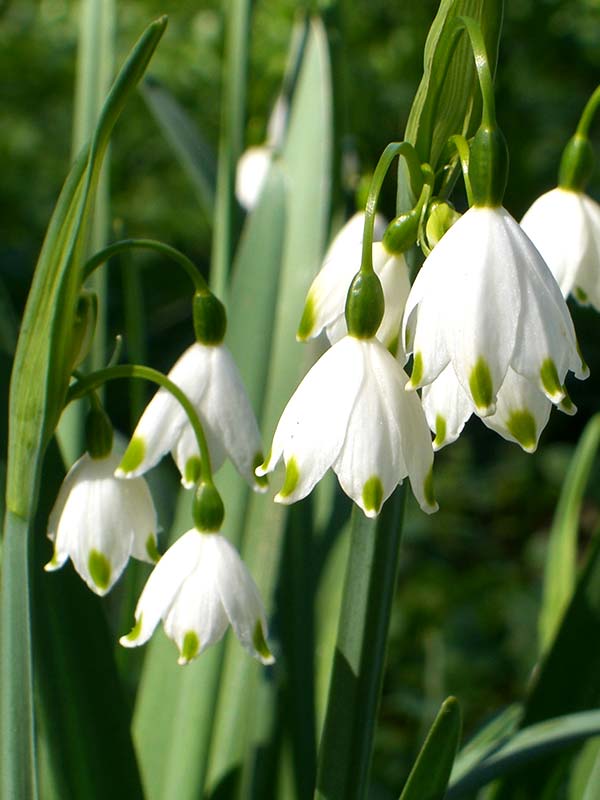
(360, 141, 422, 273)
(315, 486, 407, 800)
(66, 364, 214, 484)
(83, 238, 209, 292)
(576, 85, 600, 139)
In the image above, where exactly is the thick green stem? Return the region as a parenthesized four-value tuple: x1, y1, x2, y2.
(315, 486, 406, 800)
(83, 238, 209, 292)
(576, 85, 600, 138)
(66, 364, 214, 485)
(361, 142, 422, 273)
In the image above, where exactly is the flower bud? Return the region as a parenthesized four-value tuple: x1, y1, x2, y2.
(193, 480, 225, 532)
(425, 200, 461, 249)
(193, 290, 227, 345)
(382, 212, 419, 254)
(558, 134, 595, 192)
(345, 271, 385, 339)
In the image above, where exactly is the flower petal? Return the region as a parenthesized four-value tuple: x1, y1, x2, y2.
(373, 245, 411, 353)
(421, 364, 472, 450)
(573, 193, 600, 310)
(482, 367, 551, 452)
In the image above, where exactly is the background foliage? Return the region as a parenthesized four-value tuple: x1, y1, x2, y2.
(2, 0, 600, 796)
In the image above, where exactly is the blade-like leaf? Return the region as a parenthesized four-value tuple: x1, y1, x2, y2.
(140, 78, 216, 221)
(447, 710, 600, 797)
(538, 413, 600, 654)
(450, 705, 522, 786)
(399, 697, 462, 800)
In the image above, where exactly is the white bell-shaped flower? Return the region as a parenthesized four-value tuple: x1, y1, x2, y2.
(45, 448, 158, 596)
(297, 213, 409, 350)
(257, 335, 437, 517)
(120, 529, 274, 665)
(116, 342, 266, 492)
(521, 187, 600, 309)
(403, 206, 588, 419)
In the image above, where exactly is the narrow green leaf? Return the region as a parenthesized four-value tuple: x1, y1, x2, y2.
(315, 489, 406, 800)
(569, 738, 600, 800)
(450, 705, 522, 786)
(140, 79, 216, 221)
(538, 413, 600, 654)
(399, 697, 462, 800)
(447, 710, 600, 797)
(582, 744, 600, 800)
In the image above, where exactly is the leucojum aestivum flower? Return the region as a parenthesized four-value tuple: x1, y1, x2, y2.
(7, 7, 600, 799)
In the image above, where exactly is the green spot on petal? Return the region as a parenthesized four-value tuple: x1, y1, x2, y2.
(146, 534, 160, 563)
(119, 436, 146, 474)
(253, 621, 274, 663)
(124, 615, 143, 642)
(433, 414, 447, 448)
(362, 476, 384, 515)
(279, 457, 299, 498)
(410, 352, 424, 387)
(424, 468, 436, 508)
(185, 456, 202, 485)
(253, 452, 269, 489)
(180, 631, 200, 663)
(297, 294, 316, 341)
(88, 549, 111, 591)
(540, 358, 562, 398)
(575, 286, 588, 303)
(469, 357, 493, 411)
(506, 409, 537, 452)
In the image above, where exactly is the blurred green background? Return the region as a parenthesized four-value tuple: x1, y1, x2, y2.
(2, 0, 600, 795)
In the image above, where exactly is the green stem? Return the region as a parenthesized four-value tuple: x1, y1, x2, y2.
(315, 486, 406, 800)
(361, 142, 422, 273)
(83, 238, 208, 292)
(66, 364, 215, 484)
(576, 85, 600, 138)
(457, 16, 496, 129)
(449, 134, 473, 205)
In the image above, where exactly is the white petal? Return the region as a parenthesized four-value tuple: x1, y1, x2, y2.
(117, 344, 212, 479)
(211, 535, 274, 664)
(333, 341, 409, 516)
(299, 212, 386, 342)
(123, 476, 159, 563)
(172, 416, 227, 489)
(372, 245, 411, 352)
(421, 365, 473, 450)
(573, 193, 600, 310)
(235, 146, 273, 211)
(482, 367, 551, 452)
(120, 529, 202, 649)
(260, 337, 364, 505)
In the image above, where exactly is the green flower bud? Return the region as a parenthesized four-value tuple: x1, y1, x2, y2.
(85, 404, 113, 460)
(345, 271, 384, 339)
(469, 125, 509, 208)
(193, 290, 227, 345)
(192, 480, 225, 532)
(425, 200, 461, 248)
(558, 134, 595, 192)
(382, 211, 419, 254)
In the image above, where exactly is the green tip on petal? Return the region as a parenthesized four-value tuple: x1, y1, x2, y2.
(409, 352, 424, 388)
(362, 475, 384, 516)
(185, 456, 202, 486)
(44, 551, 62, 572)
(123, 615, 143, 643)
(278, 456, 299, 499)
(574, 286, 589, 304)
(540, 358, 564, 400)
(118, 436, 146, 475)
(433, 414, 447, 449)
(253, 452, 269, 490)
(424, 467, 437, 511)
(576, 340, 590, 377)
(559, 393, 577, 416)
(256, 447, 272, 477)
(88, 550, 111, 592)
(253, 621, 275, 665)
(146, 534, 161, 563)
(178, 631, 200, 665)
(297, 295, 316, 341)
(469, 358, 494, 414)
(506, 409, 538, 452)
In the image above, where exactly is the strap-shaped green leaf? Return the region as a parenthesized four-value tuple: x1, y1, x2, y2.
(399, 697, 462, 800)
(450, 704, 521, 786)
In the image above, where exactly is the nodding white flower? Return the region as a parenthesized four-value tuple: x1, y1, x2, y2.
(235, 145, 274, 211)
(257, 335, 437, 517)
(297, 213, 409, 351)
(403, 206, 588, 424)
(422, 364, 570, 453)
(45, 449, 158, 596)
(521, 187, 600, 309)
(120, 529, 274, 666)
(116, 343, 266, 492)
